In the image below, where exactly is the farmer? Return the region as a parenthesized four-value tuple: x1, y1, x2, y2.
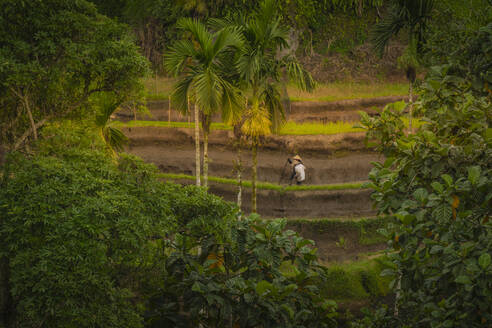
(289, 155, 306, 185)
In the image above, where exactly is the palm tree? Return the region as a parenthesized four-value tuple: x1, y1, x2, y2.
(371, 0, 435, 132)
(219, 0, 315, 213)
(240, 100, 271, 212)
(164, 18, 243, 188)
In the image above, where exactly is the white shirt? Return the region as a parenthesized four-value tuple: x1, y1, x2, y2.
(294, 164, 306, 182)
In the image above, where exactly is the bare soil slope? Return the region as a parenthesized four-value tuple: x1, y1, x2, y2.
(124, 127, 382, 184)
(117, 95, 407, 123)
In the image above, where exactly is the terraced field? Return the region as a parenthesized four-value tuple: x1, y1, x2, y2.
(119, 94, 404, 317)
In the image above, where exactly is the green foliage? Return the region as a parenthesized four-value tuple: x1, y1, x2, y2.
(0, 0, 149, 150)
(146, 215, 338, 327)
(370, 0, 435, 56)
(350, 305, 402, 328)
(0, 123, 340, 327)
(356, 101, 407, 150)
(158, 172, 365, 191)
(424, 19, 492, 94)
(358, 67, 492, 327)
(321, 257, 392, 301)
(164, 17, 243, 122)
(0, 125, 172, 327)
(93, 94, 129, 153)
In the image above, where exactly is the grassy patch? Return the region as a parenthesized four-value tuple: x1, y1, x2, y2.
(143, 76, 174, 99)
(143, 76, 408, 102)
(113, 120, 232, 130)
(278, 120, 363, 135)
(115, 117, 421, 136)
(158, 173, 365, 191)
(321, 257, 393, 301)
(285, 216, 395, 246)
(280, 256, 393, 301)
(288, 81, 408, 102)
(115, 119, 361, 135)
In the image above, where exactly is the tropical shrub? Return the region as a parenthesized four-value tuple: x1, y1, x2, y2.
(0, 0, 148, 151)
(0, 123, 338, 327)
(145, 214, 338, 327)
(357, 67, 492, 327)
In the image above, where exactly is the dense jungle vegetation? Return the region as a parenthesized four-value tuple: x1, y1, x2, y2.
(0, 0, 491, 327)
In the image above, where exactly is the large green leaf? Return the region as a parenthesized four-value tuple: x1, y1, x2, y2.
(478, 253, 491, 270)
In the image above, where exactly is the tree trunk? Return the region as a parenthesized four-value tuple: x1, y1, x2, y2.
(194, 103, 201, 186)
(251, 142, 258, 213)
(168, 95, 171, 123)
(236, 145, 242, 209)
(187, 96, 191, 124)
(0, 256, 13, 327)
(394, 270, 402, 316)
(24, 96, 37, 141)
(408, 82, 413, 133)
(203, 130, 209, 189)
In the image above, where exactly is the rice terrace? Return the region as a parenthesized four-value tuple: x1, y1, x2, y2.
(0, 1, 491, 327)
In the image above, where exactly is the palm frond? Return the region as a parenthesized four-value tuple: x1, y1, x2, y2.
(261, 84, 285, 133)
(370, 5, 405, 57)
(172, 74, 194, 114)
(164, 39, 196, 76)
(95, 95, 119, 128)
(93, 94, 128, 153)
(102, 126, 128, 152)
(371, 0, 435, 57)
(284, 57, 316, 92)
(211, 27, 244, 59)
(193, 68, 221, 115)
(218, 78, 243, 124)
(176, 18, 212, 55)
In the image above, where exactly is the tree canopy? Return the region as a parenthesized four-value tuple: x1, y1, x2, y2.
(0, 0, 149, 151)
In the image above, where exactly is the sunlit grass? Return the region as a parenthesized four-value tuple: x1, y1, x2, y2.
(115, 118, 422, 136)
(278, 120, 363, 135)
(157, 173, 365, 191)
(113, 120, 232, 130)
(143, 76, 174, 99)
(143, 76, 408, 102)
(279, 255, 392, 300)
(288, 81, 408, 102)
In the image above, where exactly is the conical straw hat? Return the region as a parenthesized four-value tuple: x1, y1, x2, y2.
(293, 155, 302, 162)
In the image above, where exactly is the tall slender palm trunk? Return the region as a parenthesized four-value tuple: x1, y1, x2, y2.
(203, 130, 209, 189)
(236, 145, 242, 209)
(194, 103, 201, 186)
(408, 82, 414, 133)
(251, 142, 258, 213)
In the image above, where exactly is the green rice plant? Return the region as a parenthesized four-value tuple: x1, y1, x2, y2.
(113, 120, 232, 130)
(278, 120, 363, 135)
(143, 76, 409, 102)
(320, 257, 393, 301)
(115, 118, 422, 136)
(285, 216, 396, 246)
(143, 76, 174, 99)
(280, 256, 394, 301)
(287, 81, 408, 102)
(157, 172, 365, 191)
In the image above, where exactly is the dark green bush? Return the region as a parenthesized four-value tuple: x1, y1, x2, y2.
(0, 123, 338, 327)
(145, 214, 339, 328)
(0, 124, 233, 327)
(358, 67, 492, 327)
